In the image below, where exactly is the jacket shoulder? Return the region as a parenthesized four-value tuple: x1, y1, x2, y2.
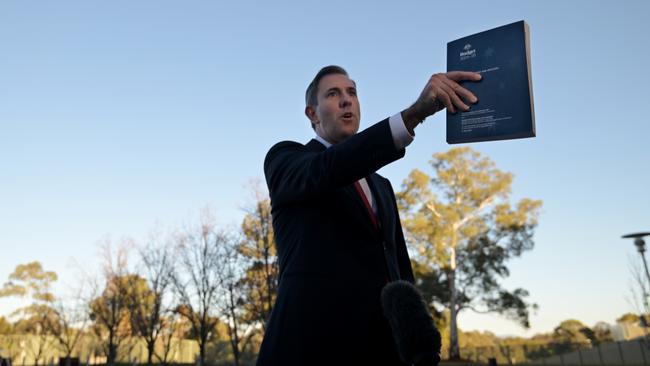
(266, 140, 305, 154)
(264, 140, 307, 166)
(373, 173, 394, 189)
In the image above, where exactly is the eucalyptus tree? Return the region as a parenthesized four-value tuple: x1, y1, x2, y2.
(398, 147, 542, 359)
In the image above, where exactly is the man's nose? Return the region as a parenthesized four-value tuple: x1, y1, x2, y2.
(339, 94, 351, 108)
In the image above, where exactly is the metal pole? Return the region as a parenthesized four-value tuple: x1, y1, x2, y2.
(640, 250, 650, 294)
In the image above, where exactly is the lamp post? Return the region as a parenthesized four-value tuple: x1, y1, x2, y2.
(623, 232, 650, 283)
(623, 232, 650, 311)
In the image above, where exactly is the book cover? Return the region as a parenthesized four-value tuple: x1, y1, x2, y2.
(446, 20, 535, 144)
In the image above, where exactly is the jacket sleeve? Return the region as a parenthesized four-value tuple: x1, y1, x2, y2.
(264, 119, 406, 206)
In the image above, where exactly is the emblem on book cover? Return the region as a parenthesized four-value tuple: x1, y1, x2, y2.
(460, 43, 476, 61)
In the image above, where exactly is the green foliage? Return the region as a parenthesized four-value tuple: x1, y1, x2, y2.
(12, 306, 56, 333)
(0, 262, 58, 337)
(590, 321, 615, 345)
(125, 277, 158, 333)
(549, 319, 594, 353)
(398, 147, 542, 358)
(617, 312, 640, 323)
(0, 262, 60, 366)
(0, 316, 13, 334)
(0, 261, 58, 311)
(455, 316, 621, 363)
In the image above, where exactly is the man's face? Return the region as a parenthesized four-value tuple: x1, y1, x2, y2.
(306, 73, 361, 144)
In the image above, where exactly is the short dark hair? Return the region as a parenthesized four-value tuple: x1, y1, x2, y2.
(305, 65, 350, 129)
(305, 65, 349, 107)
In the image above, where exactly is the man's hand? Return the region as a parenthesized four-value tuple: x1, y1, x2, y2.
(402, 71, 482, 133)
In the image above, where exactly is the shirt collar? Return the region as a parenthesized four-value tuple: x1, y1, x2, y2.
(314, 134, 333, 149)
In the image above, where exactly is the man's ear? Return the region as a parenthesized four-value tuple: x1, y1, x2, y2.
(305, 105, 319, 126)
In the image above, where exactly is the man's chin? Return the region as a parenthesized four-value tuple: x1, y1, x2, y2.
(344, 121, 360, 135)
(338, 130, 358, 142)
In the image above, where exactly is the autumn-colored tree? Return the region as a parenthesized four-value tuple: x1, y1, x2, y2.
(89, 275, 135, 366)
(398, 147, 542, 359)
(238, 187, 278, 332)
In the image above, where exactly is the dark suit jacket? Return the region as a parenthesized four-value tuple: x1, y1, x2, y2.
(256, 119, 415, 366)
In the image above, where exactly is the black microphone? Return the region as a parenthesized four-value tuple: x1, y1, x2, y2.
(381, 280, 441, 366)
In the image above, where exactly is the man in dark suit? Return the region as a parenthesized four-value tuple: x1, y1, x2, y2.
(257, 66, 481, 366)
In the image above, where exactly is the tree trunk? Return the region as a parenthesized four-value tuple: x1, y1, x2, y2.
(448, 245, 461, 360)
(229, 286, 241, 366)
(233, 344, 240, 366)
(108, 339, 117, 366)
(198, 339, 205, 366)
(147, 341, 154, 366)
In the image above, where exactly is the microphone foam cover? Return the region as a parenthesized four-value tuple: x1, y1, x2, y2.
(381, 280, 441, 366)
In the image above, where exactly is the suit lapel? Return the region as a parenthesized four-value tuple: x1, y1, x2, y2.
(306, 139, 379, 234)
(306, 136, 400, 280)
(367, 174, 402, 281)
(344, 183, 380, 235)
(366, 173, 392, 240)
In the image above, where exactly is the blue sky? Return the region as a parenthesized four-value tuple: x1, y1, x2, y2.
(1, 0, 649, 337)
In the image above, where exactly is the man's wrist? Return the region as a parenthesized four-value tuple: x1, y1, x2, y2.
(401, 106, 424, 135)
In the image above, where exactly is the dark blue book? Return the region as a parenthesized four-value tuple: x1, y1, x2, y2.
(446, 20, 535, 144)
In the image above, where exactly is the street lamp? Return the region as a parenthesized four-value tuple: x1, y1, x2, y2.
(623, 232, 650, 283)
(623, 232, 650, 312)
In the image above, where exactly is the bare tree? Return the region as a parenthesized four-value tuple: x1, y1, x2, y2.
(627, 255, 650, 351)
(13, 307, 57, 366)
(88, 240, 135, 366)
(171, 211, 228, 366)
(129, 232, 175, 366)
(49, 294, 89, 366)
(219, 234, 257, 366)
(628, 255, 650, 314)
(156, 311, 188, 366)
